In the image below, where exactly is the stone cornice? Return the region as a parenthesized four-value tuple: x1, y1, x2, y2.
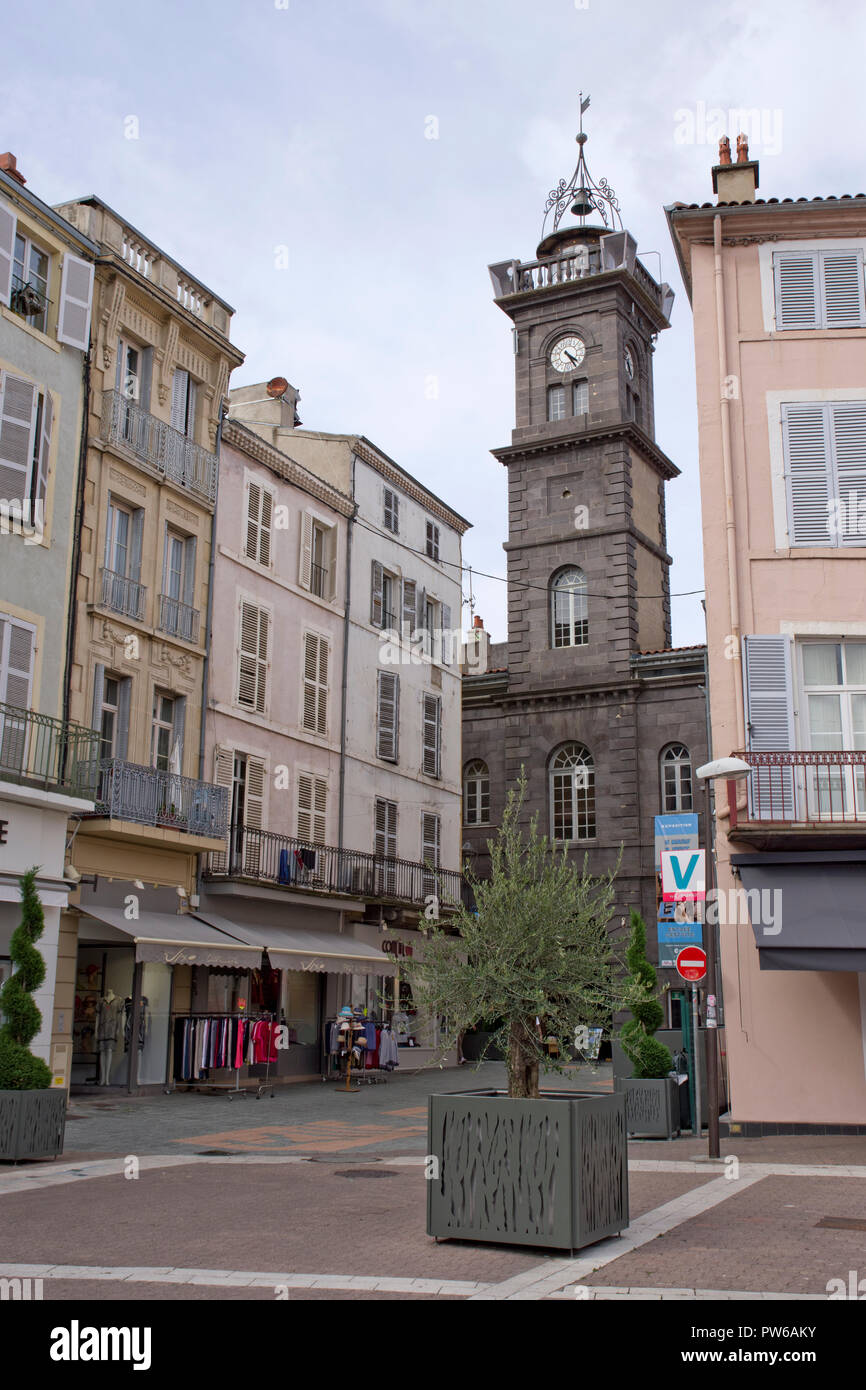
(492, 421, 680, 481)
(349, 437, 472, 534)
(223, 420, 355, 518)
(95, 256, 245, 368)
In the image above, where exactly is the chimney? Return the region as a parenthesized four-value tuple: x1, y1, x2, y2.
(462, 615, 490, 675)
(712, 133, 759, 204)
(0, 153, 26, 186)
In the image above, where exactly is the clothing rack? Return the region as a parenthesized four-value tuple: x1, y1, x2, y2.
(322, 1015, 396, 1087)
(169, 1012, 280, 1100)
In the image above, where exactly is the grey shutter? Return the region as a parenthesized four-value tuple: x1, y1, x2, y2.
(57, 254, 94, 350)
(185, 379, 197, 440)
(210, 747, 234, 872)
(171, 697, 186, 768)
(116, 677, 131, 759)
(370, 559, 383, 627)
(91, 663, 105, 737)
(182, 536, 196, 608)
(417, 585, 427, 630)
(830, 403, 866, 546)
(377, 671, 399, 761)
(139, 348, 153, 410)
(422, 694, 440, 777)
(299, 511, 313, 589)
(375, 798, 397, 858)
(782, 403, 831, 545)
(258, 487, 273, 567)
(35, 389, 53, 506)
(743, 635, 794, 819)
(774, 252, 818, 329)
(170, 369, 188, 432)
(0, 197, 16, 305)
(441, 602, 452, 664)
(0, 372, 37, 502)
(822, 252, 865, 328)
(402, 579, 416, 637)
(129, 507, 144, 584)
(0, 618, 34, 707)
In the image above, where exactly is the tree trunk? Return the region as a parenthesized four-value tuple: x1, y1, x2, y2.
(507, 1019, 539, 1099)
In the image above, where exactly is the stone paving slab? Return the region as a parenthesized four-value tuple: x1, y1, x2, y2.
(37, 1280, 460, 1301)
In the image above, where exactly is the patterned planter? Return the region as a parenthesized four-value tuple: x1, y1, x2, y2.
(618, 1077, 679, 1138)
(427, 1090, 628, 1252)
(0, 1090, 66, 1161)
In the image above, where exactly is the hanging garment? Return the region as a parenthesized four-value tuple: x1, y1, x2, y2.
(96, 998, 121, 1046)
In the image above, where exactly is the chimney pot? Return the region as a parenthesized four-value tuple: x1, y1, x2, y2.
(0, 153, 26, 186)
(718, 136, 732, 166)
(473, 616, 484, 630)
(711, 134, 759, 204)
(736, 133, 750, 163)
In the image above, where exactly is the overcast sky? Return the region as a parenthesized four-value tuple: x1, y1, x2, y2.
(4, 0, 861, 646)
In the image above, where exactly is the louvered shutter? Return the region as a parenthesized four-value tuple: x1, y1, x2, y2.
(243, 755, 265, 875)
(238, 600, 268, 713)
(35, 390, 52, 507)
(375, 798, 397, 858)
(441, 602, 452, 664)
(0, 372, 37, 502)
(782, 404, 832, 545)
(299, 512, 313, 589)
(402, 579, 416, 637)
(210, 747, 235, 872)
(417, 586, 427, 632)
(830, 403, 866, 546)
(246, 481, 261, 560)
(170, 369, 188, 432)
(297, 772, 326, 845)
(0, 617, 34, 771)
(259, 487, 273, 566)
(0, 197, 16, 305)
(743, 635, 795, 819)
(182, 536, 196, 609)
(422, 694, 441, 777)
(821, 252, 865, 328)
(57, 254, 94, 350)
(185, 379, 197, 440)
(116, 678, 131, 759)
(774, 253, 818, 329)
(316, 638, 328, 734)
(376, 671, 399, 761)
(421, 812, 441, 894)
(91, 664, 105, 744)
(370, 560, 384, 627)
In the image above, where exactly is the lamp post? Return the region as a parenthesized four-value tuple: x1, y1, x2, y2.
(695, 756, 752, 1158)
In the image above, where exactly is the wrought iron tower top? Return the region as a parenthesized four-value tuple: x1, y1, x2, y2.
(541, 94, 623, 239)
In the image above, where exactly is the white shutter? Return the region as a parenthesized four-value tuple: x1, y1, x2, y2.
(830, 403, 866, 546)
(57, 254, 94, 350)
(743, 634, 795, 820)
(210, 746, 234, 872)
(0, 615, 35, 708)
(245, 481, 261, 560)
(375, 798, 397, 859)
(302, 632, 328, 735)
(238, 600, 268, 713)
(297, 511, 314, 590)
(782, 403, 832, 545)
(376, 671, 399, 761)
(441, 602, 452, 664)
(401, 579, 416, 638)
(0, 197, 16, 305)
(243, 755, 266, 875)
(170, 369, 188, 432)
(370, 559, 383, 627)
(259, 487, 273, 566)
(821, 252, 865, 328)
(35, 389, 52, 507)
(422, 694, 441, 777)
(0, 372, 37, 502)
(297, 772, 326, 845)
(774, 253, 818, 329)
(421, 812, 440, 867)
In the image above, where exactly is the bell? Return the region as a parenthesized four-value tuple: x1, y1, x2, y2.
(570, 186, 594, 218)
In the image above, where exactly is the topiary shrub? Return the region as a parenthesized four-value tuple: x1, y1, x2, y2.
(619, 909, 673, 1080)
(0, 867, 52, 1090)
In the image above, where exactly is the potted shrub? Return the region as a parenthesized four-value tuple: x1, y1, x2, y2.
(408, 775, 629, 1253)
(0, 868, 66, 1161)
(616, 910, 678, 1138)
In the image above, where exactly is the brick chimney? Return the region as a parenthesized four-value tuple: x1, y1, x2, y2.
(462, 615, 491, 674)
(712, 134, 759, 203)
(0, 153, 26, 186)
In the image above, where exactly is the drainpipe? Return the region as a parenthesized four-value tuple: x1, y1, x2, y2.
(713, 214, 745, 749)
(337, 456, 357, 852)
(195, 401, 227, 896)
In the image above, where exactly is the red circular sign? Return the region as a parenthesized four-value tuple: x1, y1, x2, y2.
(676, 946, 707, 982)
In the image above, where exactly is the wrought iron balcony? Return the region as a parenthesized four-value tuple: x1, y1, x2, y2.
(157, 593, 200, 643)
(310, 562, 328, 599)
(0, 702, 99, 797)
(100, 567, 146, 621)
(101, 390, 217, 505)
(207, 823, 465, 911)
(88, 759, 229, 837)
(729, 750, 866, 839)
(10, 273, 50, 330)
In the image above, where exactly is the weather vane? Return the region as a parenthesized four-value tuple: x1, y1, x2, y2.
(541, 93, 623, 238)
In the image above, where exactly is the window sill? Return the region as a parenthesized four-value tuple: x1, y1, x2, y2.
(0, 304, 61, 351)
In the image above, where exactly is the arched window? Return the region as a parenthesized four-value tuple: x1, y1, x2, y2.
(463, 759, 490, 826)
(550, 567, 588, 648)
(549, 744, 595, 841)
(660, 743, 693, 812)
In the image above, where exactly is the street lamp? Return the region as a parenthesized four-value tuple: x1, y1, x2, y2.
(695, 756, 752, 1157)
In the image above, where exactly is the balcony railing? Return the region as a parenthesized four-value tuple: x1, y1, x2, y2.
(730, 750, 866, 827)
(10, 273, 50, 331)
(0, 702, 99, 797)
(207, 823, 466, 910)
(87, 758, 229, 837)
(310, 562, 328, 599)
(101, 390, 218, 505)
(101, 567, 146, 621)
(157, 593, 200, 643)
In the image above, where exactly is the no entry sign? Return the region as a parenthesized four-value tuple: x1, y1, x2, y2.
(676, 945, 707, 982)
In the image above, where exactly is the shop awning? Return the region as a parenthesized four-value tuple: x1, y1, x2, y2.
(191, 911, 398, 976)
(79, 908, 261, 969)
(732, 853, 866, 971)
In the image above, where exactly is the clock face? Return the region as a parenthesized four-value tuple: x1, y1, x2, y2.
(624, 346, 635, 379)
(549, 336, 586, 374)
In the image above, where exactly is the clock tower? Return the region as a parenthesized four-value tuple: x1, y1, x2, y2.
(463, 111, 708, 981)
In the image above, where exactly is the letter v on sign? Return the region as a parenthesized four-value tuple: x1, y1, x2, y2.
(661, 849, 706, 903)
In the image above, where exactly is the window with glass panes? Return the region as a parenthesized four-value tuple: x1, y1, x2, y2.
(151, 693, 175, 771)
(660, 744, 693, 812)
(99, 677, 121, 759)
(573, 379, 589, 415)
(12, 233, 49, 332)
(548, 385, 566, 421)
(550, 567, 588, 647)
(800, 641, 866, 816)
(426, 521, 440, 561)
(549, 744, 595, 840)
(463, 760, 490, 825)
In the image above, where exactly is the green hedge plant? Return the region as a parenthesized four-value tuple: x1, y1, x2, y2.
(619, 909, 673, 1080)
(0, 867, 52, 1090)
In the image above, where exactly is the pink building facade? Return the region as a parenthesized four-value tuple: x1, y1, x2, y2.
(669, 153, 866, 1130)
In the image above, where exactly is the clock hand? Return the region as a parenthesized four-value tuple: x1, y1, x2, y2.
(564, 349, 578, 365)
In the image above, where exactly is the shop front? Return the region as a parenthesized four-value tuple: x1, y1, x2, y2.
(352, 922, 459, 1071)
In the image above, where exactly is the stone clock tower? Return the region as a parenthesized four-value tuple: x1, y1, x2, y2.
(463, 115, 709, 988)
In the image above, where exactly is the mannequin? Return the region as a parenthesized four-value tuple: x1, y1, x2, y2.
(96, 989, 120, 1085)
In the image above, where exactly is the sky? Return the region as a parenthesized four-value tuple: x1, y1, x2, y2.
(4, 0, 862, 646)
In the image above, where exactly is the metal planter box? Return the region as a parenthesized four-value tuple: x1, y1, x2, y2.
(0, 1090, 66, 1162)
(618, 1077, 679, 1138)
(427, 1090, 628, 1253)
